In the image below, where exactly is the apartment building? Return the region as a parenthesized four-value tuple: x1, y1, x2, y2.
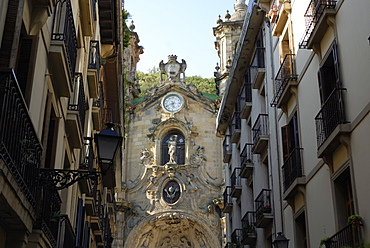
(216, 0, 370, 247)
(0, 0, 124, 247)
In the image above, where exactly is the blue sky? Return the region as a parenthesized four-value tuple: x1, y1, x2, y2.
(124, 0, 236, 78)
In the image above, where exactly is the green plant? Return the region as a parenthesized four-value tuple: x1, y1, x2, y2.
(348, 215, 363, 226)
(320, 237, 330, 248)
(51, 211, 61, 222)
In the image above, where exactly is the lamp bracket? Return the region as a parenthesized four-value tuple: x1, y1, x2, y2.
(39, 168, 100, 190)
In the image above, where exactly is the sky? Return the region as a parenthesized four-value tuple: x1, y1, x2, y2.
(124, 0, 236, 78)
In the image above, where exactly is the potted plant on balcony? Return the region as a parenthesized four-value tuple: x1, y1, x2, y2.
(348, 215, 363, 227)
(319, 237, 331, 248)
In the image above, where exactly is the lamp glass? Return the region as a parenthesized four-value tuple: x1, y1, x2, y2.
(95, 129, 122, 164)
(273, 233, 289, 248)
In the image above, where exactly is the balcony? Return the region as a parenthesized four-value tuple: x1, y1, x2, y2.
(240, 143, 254, 178)
(323, 224, 362, 248)
(228, 229, 243, 248)
(66, 73, 86, 148)
(231, 168, 242, 199)
(239, 81, 252, 119)
(299, 0, 337, 49)
(271, 0, 292, 36)
(223, 136, 232, 163)
(87, 40, 100, 99)
(251, 48, 265, 90)
(315, 88, 349, 157)
(271, 54, 298, 108)
(0, 69, 42, 210)
(223, 186, 233, 213)
(282, 148, 307, 200)
(98, 0, 117, 44)
(36, 189, 62, 247)
(255, 189, 273, 228)
(79, 0, 97, 36)
(252, 114, 269, 154)
(230, 112, 241, 143)
(241, 211, 257, 246)
(48, 0, 77, 97)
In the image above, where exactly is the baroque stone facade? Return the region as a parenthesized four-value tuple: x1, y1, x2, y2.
(120, 55, 224, 247)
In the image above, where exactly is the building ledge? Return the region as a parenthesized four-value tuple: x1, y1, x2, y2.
(317, 123, 351, 158)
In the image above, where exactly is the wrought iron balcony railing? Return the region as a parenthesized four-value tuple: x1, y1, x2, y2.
(241, 211, 257, 245)
(68, 73, 87, 133)
(230, 111, 241, 142)
(250, 47, 266, 89)
(230, 228, 243, 248)
(223, 186, 233, 213)
(255, 189, 272, 223)
(0, 69, 42, 210)
(272, 54, 298, 106)
(315, 88, 347, 148)
(37, 189, 62, 247)
(240, 143, 254, 178)
(52, 0, 77, 79)
(299, 0, 337, 49)
(282, 148, 303, 191)
(239, 81, 252, 106)
(323, 224, 362, 248)
(252, 114, 269, 144)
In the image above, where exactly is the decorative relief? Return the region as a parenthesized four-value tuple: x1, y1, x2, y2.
(159, 55, 187, 83)
(140, 148, 153, 166)
(163, 180, 181, 204)
(190, 145, 207, 167)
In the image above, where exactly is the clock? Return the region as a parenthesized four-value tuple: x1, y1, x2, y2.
(162, 93, 184, 113)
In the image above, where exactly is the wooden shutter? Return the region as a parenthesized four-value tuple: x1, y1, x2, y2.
(332, 40, 341, 88)
(281, 125, 290, 161)
(75, 198, 85, 247)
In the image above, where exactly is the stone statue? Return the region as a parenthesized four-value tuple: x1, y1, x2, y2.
(168, 135, 178, 164)
(159, 55, 187, 83)
(140, 148, 152, 165)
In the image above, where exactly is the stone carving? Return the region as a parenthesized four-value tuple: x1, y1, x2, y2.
(159, 55, 187, 83)
(140, 148, 153, 165)
(167, 135, 178, 164)
(190, 145, 207, 166)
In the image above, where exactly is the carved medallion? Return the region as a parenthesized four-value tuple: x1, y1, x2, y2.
(163, 180, 181, 204)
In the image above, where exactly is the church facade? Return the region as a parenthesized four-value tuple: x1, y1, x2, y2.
(119, 55, 225, 247)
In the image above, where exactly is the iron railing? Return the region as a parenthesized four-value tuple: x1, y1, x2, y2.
(241, 143, 253, 166)
(250, 47, 265, 82)
(223, 186, 233, 209)
(252, 114, 269, 145)
(242, 211, 256, 235)
(38, 189, 62, 247)
(282, 148, 303, 191)
(68, 73, 86, 133)
(103, 213, 113, 247)
(230, 229, 243, 248)
(299, 0, 337, 49)
(88, 40, 100, 70)
(272, 54, 298, 106)
(52, 0, 77, 79)
(230, 111, 241, 137)
(315, 88, 347, 148)
(0, 69, 42, 210)
(324, 224, 362, 248)
(255, 189, 272, 223)
(231, 167, 242, 190)
(239, 80, 252, 107)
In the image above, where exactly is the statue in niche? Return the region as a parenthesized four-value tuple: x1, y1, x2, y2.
(168, 135, 178, 164)
(140, 148, 152, 165)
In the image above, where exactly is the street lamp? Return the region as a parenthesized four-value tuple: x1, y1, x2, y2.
(39, 123, 123, 190)
(273, 232, 290, 248)
(94, 123, 122, 165)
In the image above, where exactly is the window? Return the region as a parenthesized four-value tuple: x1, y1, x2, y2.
(318, 41, 341, 105)
(281, 112, 300, 161)
(295, 211, 308, 248)
(161, 131, 185, 165)
(334, 168, 354, 229)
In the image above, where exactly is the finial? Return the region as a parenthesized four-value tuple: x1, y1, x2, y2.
(217, 15, 223, 24)
(129, 20, 135, 31)
(215, 63, 220, 72)
(225, 10, 231, 20)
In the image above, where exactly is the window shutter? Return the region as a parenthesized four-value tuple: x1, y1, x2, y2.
(317, 68, 325, 105)
(332, 41, 341, 88)
(75, 198, 85, 247)
(281, 125, 290, 161)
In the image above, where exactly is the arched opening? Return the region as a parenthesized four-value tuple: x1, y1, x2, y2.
(161, 131, 185, 165)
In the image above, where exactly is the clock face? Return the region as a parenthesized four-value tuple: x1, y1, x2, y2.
(162, 93, 183, 113)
